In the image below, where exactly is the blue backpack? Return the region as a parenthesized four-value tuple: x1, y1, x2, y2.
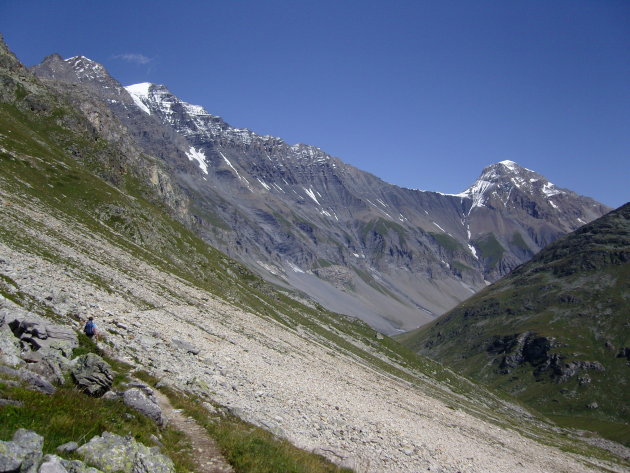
(84, 320, 95, 336)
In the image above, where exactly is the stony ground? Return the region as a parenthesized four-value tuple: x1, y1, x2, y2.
(0, 188, 627, 473)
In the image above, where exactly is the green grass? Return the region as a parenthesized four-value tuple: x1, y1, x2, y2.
(510, 231, 530, 252)
(149, 382, 353, 473)
(429, 232, 463, 253)
(359, 218, 407, 245)
(472, 233, 504, 269)
(0, 348, 197, 472)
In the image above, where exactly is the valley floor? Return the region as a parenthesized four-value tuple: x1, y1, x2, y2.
(0, 188, 627, 473)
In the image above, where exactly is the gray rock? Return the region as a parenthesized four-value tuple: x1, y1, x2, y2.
(76, 432, 174, 473)
(0, 365, 56, 394)
(101, 391, 119, 401)
(171, 338, 199, 355)
(59, 459, 103, 473)
(24, 349, 72, 386)
(123, 387, 164, 426)
(56, 442, 79, 454)
(0, 324, 22, 367)
(7, 314, 77, 357)
(0, 398, 23, 407)
(39, 455, 69, 473)
(0, 429, 44, 473)
(70, 354, 113, 397)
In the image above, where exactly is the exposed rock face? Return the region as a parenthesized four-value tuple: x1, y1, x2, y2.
(0, 429, 44, 473)
(0, 365, 56, 395)
(30, 54, 610, 333)
(123, 385, 165, 426)
(0, 306, 78, 386)
(70, 354, 114, 397)
(489, 332, 605, 381)
(75, 432, 174, 473)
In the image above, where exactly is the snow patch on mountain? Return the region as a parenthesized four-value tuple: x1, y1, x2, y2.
(185, 147, 208, 174)
(125, 83, 152, 115)
(542, 182, 562, 197)
(304, 187, 321, 205)
(65, 56, 108, 82)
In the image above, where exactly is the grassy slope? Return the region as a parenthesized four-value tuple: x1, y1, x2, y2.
(399, 204, 630, 445)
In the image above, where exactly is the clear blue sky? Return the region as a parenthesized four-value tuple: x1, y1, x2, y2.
(2, 0, 628, 207)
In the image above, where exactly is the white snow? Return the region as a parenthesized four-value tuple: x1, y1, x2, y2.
(219, 152, 241, 178)
(185, 147, 208, 174)
(432, 222, 446, 232)
(257, 178, 271, 191)
(468, 244, 479, 260)
(577, 217, 586, 224)
(548, 199, 559, 210)
(287, 262, 305, 273)
(542, 182, 562, 197)
(499, 160, 519, 171)
(125, 83, 153, 115)
(304, 187, 321, 205)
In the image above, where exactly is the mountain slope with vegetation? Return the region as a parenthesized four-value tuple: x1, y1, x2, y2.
(399, 203, 630, 446)
(1, 34, 628, 472)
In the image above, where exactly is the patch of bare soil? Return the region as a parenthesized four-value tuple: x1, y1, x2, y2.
(154, 390, 234, 473)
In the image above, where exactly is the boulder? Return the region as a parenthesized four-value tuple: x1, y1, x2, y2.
(7, 314, 77, 357)
(171, 338, 199, 355)
(70, 354, 113, 397)
(0, 323, 23, 367)
(0, 365, 56, 395)
(76, 432, 174, 473)
(59, 459, 103, 473)
(39, 455, 69, 473)
(56, 442, 79, 454)
(123, 385, 164, 426)
(26, 349, 72, 386)
(0, 428, 44, 473)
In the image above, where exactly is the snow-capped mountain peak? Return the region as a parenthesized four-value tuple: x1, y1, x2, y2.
(64, 55, 109, 82)
(457, 160, 568, 212)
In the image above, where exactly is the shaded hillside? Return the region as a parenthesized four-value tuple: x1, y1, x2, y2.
(399, 203, 630, 445)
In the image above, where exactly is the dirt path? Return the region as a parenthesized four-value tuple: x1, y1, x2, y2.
(154, 390, 234, 473)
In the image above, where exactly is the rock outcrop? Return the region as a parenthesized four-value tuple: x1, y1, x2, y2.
(0, 429, 174, 473)
(0, 429, 44, 473)
(75, 432, 174, 473)
(70, 354, 113, 397)
(123, 384, 165, 426)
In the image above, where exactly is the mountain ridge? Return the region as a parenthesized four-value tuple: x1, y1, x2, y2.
(29, 52, 611, 334)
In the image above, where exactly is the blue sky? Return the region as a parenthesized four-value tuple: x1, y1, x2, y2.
(2, 0, 628, 207)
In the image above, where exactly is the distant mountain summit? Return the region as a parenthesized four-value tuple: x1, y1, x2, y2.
(398, 202, 630, 433)
(459, 159, 603, 231)
(31, 54, 611, 333)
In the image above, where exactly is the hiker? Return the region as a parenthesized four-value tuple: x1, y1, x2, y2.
(84, 316, 98, 340)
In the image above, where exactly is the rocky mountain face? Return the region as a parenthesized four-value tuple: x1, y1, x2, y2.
(398, 203, 630, 440)
(30, 53, 610, 334)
